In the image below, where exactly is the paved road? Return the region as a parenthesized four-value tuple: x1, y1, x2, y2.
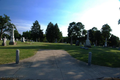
(0, 50, 120, 80)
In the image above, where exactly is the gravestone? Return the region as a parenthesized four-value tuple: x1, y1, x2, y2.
(16, 38, 18, 41)
(21, 37, 25, 42)
(105, 38, 107, 47)
(76, 40, 79, 46)
(93, 42, 96, 46)
(79, 42, 82, 46)
(36, 39, 38, 42)
(9, 26, 16, 45)
(96, 40, 97, 46)
(85, 47, 89, 50)
(2, 37, 6, 46)
(118, 47, 120, 50)
(55, 38, 57, 43)
(85, 30, 91, 47)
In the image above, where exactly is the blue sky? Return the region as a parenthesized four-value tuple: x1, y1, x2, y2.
(0, 0, 120, 37)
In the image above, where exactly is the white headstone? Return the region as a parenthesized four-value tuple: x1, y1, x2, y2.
(105, 38, 107, 47)
(85, 30, 91, 47)
(2, 36, 7, 46)
(16, 38, 18, 41)
(55, 39, 57, 43)
(9, 26, 16, 45)
(21, 37, 25, 42)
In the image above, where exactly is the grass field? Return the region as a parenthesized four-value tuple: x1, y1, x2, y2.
(0, 40, 120, 67)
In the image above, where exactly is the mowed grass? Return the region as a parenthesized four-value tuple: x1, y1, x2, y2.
(0, 40, 120, 67)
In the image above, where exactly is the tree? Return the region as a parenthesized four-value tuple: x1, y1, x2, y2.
(54, 23, 62, 42)
(88, 27, 98, 44)
(68, 22, 84, 44)
(109, 34, 119, 47)
(31, 20, 43, 41)
(14, 30, 21, 39)
(92, 27, 97, 31)
(101, 24, 112, 39)
(68, 22, 84, 38)
(94, 30, 104, 46)
(46, 22, 62, 42)
(0, 14, 11, 40)
(22, 31, 31, 40)
(2, 33, 10, 39)
(82, 29, 87, 36)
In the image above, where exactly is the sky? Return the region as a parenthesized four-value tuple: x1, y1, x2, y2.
(0, 0, 120, 37)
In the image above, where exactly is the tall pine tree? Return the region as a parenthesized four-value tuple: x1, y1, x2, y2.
(46, 22, 62, 42)
(31, 20, 43, 41)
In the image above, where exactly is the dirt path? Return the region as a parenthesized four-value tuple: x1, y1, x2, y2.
(0, 50, 120, 80)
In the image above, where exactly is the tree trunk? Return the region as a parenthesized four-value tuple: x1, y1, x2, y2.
(0, 29, 3, 40)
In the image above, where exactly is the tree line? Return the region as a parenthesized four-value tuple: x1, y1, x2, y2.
(0, 14, 120, 47)
(0, 14, 62, 43)
(67, 22, 119, 47)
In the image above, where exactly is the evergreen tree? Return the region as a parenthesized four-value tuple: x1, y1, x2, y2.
(31, 20, 43, 41)
(46, 22, 62, 42)
(14, 29, 21, 39)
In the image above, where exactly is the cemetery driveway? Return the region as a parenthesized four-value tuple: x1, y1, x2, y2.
(0, 50, 120, 80)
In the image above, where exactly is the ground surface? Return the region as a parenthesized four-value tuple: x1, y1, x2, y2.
(1, 41, 120, 67)
(0, 50, 120, 80)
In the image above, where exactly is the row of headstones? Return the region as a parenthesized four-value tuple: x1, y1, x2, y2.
(75, 36, 107, 50)
(2, 37, 26, 46)
(1, 37, 25, 41)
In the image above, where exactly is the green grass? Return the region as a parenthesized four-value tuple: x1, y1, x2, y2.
(0, 40, 120, 67)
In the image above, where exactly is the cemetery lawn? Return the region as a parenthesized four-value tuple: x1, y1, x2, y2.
(0, 41, 120, 67)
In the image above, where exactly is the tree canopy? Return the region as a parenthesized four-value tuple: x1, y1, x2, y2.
(68, 22, 84, 38)
(14, 29, 21, 39)
(101, 24, 112, 39)
(0, 14, 15, 39)
(68, 22, 85, 44)
(109, 34, 119, 47)
(46, 22, 62, 42)
(31, 20, 43, 41)
(22, 31, 31, 40)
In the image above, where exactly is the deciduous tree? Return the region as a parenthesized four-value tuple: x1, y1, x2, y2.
(101, 24, 112, 39)
(0, 14, 12, 40)
(68, 22, 84, 44)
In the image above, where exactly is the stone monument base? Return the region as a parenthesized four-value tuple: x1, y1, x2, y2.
(2, 43, 6, 46)
(84, 40, 91, 48)
(9, 42, 17, 45)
